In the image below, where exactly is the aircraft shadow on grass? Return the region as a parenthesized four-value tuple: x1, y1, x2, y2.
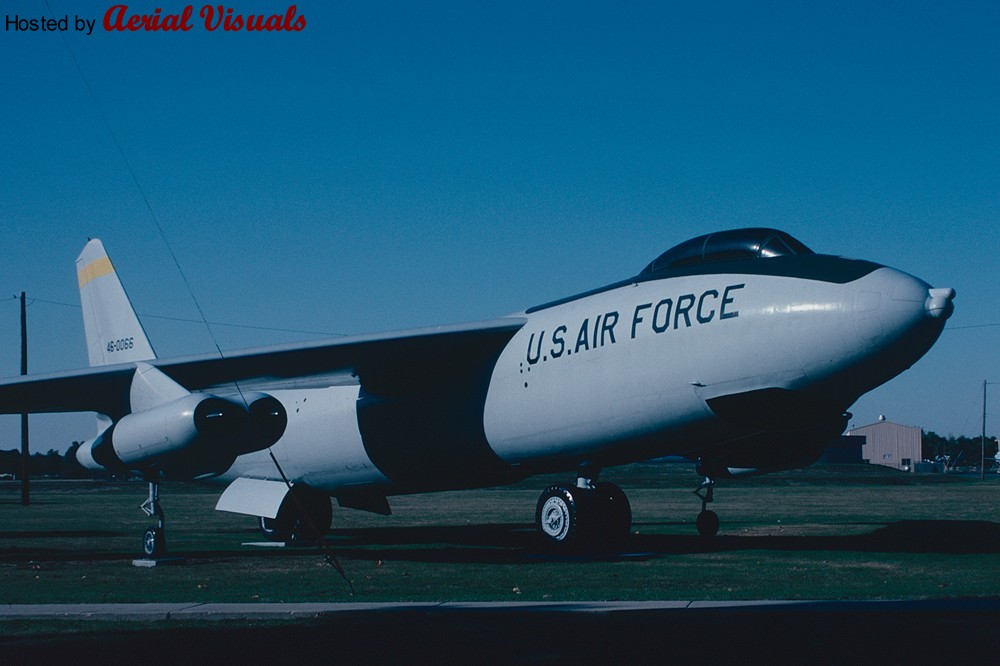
(2, 520, 997, 565)
(0, 530, 134, 563)
(303, 518, 1000, 565)
(0, 530, 128, 539)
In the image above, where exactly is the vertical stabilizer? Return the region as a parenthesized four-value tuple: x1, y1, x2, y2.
(76, 239, 156, 367)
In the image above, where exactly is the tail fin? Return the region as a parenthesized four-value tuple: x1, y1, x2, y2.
(76, 239, 156, 367)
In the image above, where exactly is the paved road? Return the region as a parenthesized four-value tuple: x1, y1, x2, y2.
(4, 600, 998, 663)
(2, 598, 998, 620)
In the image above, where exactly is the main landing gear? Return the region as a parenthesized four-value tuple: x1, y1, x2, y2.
(258, 485, 333, 544)
(535, 471, 631, 548)
(140, 479, 167, 558)
(693, 476, 720, 537)
(534, 469, 723, 545)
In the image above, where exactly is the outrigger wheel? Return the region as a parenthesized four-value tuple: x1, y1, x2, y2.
(143, 525, 166, 557)
(140, 479, 167, 557)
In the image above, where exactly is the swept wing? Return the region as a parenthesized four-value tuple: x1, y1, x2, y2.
(0, 318, 527, 419)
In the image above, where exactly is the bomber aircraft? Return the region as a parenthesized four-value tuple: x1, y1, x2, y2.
(0, 229, 954, 556)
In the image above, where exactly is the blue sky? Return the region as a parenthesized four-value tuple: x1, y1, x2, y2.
(1, 1, 998, 452)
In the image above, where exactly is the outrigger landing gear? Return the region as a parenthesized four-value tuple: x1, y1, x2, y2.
(535, 469, 632, 548)
(693, 476, 720, 537)
(140, 479, 167, 558)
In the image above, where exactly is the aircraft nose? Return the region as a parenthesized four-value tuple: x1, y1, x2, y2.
(871, 268, 955, 363)
(800, 267, 954, 401)
(840, 268, 956, 396)
(884, 269, 956, 325)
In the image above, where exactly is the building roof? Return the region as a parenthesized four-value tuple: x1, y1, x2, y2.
(848, 420, 921, 434)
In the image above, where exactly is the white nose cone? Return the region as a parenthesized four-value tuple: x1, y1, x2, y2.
(925, 288, 956, 319)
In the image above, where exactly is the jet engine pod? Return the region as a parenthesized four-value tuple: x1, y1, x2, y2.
(235, 392, 289, 454)
(193, 395, 249, 439)
(96, 393, 249, 473)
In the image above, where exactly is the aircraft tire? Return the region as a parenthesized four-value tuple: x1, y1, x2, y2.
(259, 487, 333, 543)
(259, 513, 295, 542)
(292, 488, 333, 542)
(696, 509, 720, 537)
(142, 526, 166, 558)
(536, 486, 580, 545)
(593, 482, 632, 542)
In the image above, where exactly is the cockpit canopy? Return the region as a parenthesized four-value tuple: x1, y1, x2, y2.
(641, 228, 814, 275)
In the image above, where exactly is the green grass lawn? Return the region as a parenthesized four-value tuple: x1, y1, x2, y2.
(2, 465, 998, 603)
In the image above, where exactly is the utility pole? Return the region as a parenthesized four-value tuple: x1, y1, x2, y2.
(982, 380, 988, 482)
(20, 292, 29, 506)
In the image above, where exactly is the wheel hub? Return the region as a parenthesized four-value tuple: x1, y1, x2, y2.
(540, 496, 570, 540)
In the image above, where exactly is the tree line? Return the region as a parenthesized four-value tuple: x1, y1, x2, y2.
(922, 431, 998, 468)
(0, 442, 90, 479)
(0, 431, 995, 479)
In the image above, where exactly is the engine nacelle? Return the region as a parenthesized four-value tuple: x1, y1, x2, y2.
(240, 392, 289, 454)
(77, 392, 288, 478)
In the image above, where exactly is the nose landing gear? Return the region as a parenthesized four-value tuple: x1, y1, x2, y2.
(693, 476, 719, 537)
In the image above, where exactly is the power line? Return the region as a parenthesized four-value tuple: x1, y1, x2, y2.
(948, 322, 1000, 331)
(46, 3, 223, 356)
(3, 296, 345, 337)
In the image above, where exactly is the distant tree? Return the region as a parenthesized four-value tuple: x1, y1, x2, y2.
(62, 442, 90, 479)
(922, 431, 949, 460)
(0, 443, 91, 478)
(30, 449, 63, 477)
(922, 430, 998, 468)
(0, 449, 19, 476)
